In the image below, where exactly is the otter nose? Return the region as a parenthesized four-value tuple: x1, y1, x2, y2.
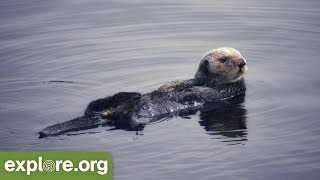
(238, 59, 246, 69)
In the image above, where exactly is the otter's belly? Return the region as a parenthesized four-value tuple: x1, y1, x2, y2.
(134, 99, 204, 124)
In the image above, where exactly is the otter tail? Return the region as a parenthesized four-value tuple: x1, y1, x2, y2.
(39, 116, 107, 138)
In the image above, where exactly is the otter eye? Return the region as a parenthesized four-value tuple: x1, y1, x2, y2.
(218, 57, 228, 63)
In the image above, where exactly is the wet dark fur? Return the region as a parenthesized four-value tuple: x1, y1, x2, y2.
(39, 77, 246, 138)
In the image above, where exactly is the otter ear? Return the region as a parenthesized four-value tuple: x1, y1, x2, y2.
(195, 59, 210, 78)
(200, 59, 209, 74)
(203, 59, 209, 66)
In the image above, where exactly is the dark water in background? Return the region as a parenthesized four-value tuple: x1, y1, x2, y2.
(1, 0, 320, 179)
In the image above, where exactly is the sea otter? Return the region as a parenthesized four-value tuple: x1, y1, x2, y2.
(39, 47, 248, 138)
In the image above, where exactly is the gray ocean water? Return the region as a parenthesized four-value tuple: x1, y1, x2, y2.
(1, 0, 320, 179)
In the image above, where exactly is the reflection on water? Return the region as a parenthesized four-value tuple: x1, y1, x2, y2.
(200, 105, 247, 144)
(199, 94, 247, 145)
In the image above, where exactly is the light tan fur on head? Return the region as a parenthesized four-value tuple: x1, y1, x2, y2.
(196, 47, 248, 83)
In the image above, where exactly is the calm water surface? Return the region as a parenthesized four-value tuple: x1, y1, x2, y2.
(1, 0, 320, 179)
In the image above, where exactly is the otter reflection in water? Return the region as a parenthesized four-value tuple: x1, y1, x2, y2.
(199, 94, 247, 144)
(39, 47, 248, 138)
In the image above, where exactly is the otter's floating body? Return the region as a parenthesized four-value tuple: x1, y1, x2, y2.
(39, 47, 248, 138)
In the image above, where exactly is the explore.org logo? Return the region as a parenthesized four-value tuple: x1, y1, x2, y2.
(0, 152, 112, 180)
(4, 156, 108, 175)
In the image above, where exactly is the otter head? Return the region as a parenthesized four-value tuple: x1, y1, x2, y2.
(195, 47, 248, 84)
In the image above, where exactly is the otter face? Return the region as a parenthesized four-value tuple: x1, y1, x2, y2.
(201, 47, 248, 83)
